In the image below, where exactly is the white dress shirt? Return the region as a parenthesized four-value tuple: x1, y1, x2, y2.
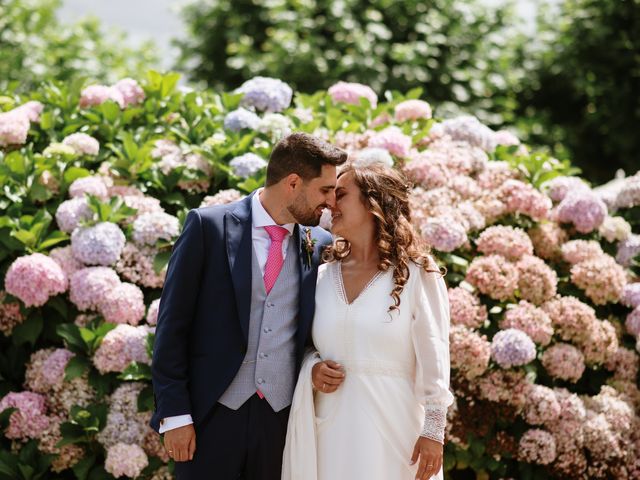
(159, 190, 295, 433)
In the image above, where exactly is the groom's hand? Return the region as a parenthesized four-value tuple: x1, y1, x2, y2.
(164, 424, 196, 462)
(311, 360, 345, 393)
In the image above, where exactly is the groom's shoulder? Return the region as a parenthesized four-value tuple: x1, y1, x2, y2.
(195, 195, 251, 223)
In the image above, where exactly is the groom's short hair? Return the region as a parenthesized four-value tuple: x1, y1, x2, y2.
(265, 132, 347, 186)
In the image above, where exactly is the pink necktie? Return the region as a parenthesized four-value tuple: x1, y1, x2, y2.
(257, 225, 289, 400)
(263, 225, 289, 294)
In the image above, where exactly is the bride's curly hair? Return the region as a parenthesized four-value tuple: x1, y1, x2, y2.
(323, 162, 445, 311)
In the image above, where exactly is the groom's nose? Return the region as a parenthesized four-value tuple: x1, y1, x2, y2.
(325, 191, 336, 208)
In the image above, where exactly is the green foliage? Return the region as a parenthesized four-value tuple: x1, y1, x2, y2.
(175, 0, 525, 125)
(514, 0, 640, 182)
(0, 0, 158, 93)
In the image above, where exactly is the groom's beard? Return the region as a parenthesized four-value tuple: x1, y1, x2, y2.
(288, 194, 323, 226)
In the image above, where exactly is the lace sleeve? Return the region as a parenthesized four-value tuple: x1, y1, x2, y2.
(420, 404, 448, 443)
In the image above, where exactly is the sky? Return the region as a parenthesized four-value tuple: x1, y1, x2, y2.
(58, 0, 543, 70)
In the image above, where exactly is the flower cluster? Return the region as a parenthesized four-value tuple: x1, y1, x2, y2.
(0, 391, 49, 440)
(490, 328, 537, 368)
(235, 76, 293, 112)
(0, 101, 43, 147)
(5, 253, 67, 307)
(71, 222, 126, 266)
(229, 152, 268, 178)
(132, 212, 180, 246)
(80, 78, 145, 109)
(93, 324, 151, 373)
(328, 81, 378, 108)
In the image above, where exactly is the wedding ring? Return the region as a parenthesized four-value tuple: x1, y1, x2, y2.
(427, 464, 433, 467)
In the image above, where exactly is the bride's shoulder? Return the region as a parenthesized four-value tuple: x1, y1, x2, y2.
(407, 256, 446, 286)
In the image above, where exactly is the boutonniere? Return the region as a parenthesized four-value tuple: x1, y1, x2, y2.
(302, 227, 317, 268)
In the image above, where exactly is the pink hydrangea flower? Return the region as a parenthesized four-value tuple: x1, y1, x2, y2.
(62, 133, 100, 156)
(625, 307, 640, 336)
(115, 243, 166, 289)
(200, 189, 243, 208)
(403, 157, 451, 190)
(71, 222, 126, 266)
(367, 126, 412, 157)
(543, 176, 590, 203)
(523, 384, 561, 426)
(5, 253, 67, 307)
(12, 101, 44, 122)
(394, 99, 432, 122)
(448, 287, 487, 329)
(104, 443, 149, 478)
(518, 429, 557, 465)
(541, 296, 597, 344)
(497, 179, 551, 220)
(113, 78, 145, 107)
(476, 161, 521, 190)
(501, 301, 553, 346)
(465, 255, 519, 301)
(0, 107, 30, 147)
(93, 324, 150, 373)
(516, 255, 558, 305)
(555, 190, 607, 233)
(528, 222, 568, 261)
(132, 212, 180, 246)
(328, 81, 378, 108)
(450, 325, 491, 380)
(24, 348, 74, 393)
(621, 283, 640, 309)
(494, 129, 520, 147)
(420, 215, 468, 252)
(0, 391, 50, 440)
(561, 239, 603, 265)
(570, 254, 626, 305)
(49, 246, 84, 279)
(97, 382, 151, 448)
(475, 225, 533, 261)
(581, 319, 618, 366)
(98, 282, 145, 325)
(69, 267, 120, 311)
(146, 298, 160, 326)
(79, 85, 125, 109)
(55, 197, 94, 233)
(598, 216, 631, 243)
(68, 175, 109, 200)
(436, 116, 497, 152)
(541, 343, 585, 382)
(0, 290, 24, 336)
(604, 347, 639, 382)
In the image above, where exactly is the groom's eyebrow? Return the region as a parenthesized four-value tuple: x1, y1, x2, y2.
(321, 185, 336, 191)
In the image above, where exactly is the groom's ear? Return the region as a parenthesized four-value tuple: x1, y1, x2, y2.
(284, 173, 303, 193)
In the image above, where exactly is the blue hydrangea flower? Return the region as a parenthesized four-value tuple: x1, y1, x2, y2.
(235, 77, 293, 113)
(223, 108, 261, 132)
(229, 153, 268, 179)
(490, 328, 537, 368)
(71, 222, 126, 266)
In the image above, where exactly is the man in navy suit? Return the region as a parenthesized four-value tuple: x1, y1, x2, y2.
(151, 132, 347, 479)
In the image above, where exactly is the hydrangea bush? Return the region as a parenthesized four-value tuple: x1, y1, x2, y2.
(0, 72, 638, 479)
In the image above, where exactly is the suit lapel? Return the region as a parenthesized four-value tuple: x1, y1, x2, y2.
(225, 194, 254, 344)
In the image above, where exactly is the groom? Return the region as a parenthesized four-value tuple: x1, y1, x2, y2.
(151, 132, 347, 479)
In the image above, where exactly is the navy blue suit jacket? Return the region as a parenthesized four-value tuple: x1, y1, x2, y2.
(150, 192, 332, 432)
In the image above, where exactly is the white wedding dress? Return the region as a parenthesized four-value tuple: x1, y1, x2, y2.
(282, 260, 454, 480)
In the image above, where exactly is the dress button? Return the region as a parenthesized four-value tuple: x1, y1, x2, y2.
(257, 378, 264, 384)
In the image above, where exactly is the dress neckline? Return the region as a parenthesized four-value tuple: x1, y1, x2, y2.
(335, 261, 385, 306)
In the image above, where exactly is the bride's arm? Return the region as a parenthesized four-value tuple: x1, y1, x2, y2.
(410, 263, 455, 444)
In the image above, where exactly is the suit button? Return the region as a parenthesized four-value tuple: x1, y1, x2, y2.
(263, 327, 271, 333)
(259, 352, 268, 359)
(257, 378, 264, 384)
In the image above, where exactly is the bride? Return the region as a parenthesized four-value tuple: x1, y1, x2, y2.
(282, 162, 454, 480)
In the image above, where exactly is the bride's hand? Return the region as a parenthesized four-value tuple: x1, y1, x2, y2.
(410, 436, 443, 480)
(311, 360, 345, 393)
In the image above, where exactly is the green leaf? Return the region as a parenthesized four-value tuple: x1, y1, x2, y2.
(71, 454, 96, 480)
(118, 361, 152, 381)
(63, 167, 91, 185)
(37, 230, 69, 250)
(65, 355, 90, 381)
(153, 251, 171, 274)
(57, 323, 89, 354)
(99, 101, 120, 123)
(12, 312, 43, 346)
(10, 229, 37, 249)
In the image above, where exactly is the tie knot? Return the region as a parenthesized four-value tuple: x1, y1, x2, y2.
(264, 225, 289, 242)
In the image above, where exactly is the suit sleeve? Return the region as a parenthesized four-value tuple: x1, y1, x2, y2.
(151, 209, 204, 427)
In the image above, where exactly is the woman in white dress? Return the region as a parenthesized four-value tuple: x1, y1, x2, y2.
(282, 163, 454, 480)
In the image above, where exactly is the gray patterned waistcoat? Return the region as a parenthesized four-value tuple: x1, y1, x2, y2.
(218, 236, 300, 412)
